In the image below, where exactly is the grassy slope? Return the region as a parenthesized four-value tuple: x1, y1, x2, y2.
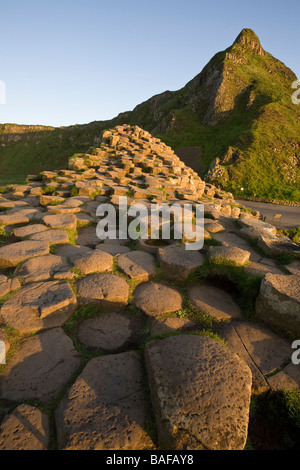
(0, 122, 110, 185)
(153, 50, 300, 201)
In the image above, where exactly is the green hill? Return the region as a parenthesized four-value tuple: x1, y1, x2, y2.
(1, 28, 299, 201)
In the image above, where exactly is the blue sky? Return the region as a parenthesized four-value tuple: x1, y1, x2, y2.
(1, 0, 299, 127)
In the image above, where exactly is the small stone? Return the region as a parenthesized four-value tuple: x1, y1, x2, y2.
(204, 220, 225, 233)
(39, 195, 65, 206)
(208, 245, 250, 265)
(13, 224, 49, 238)
(14, 254, 73, 283)
(220, 204, 231, 216)
(220, 322, 269, 395)
(103, 235, 131, 246)
(257, 235, 300, 258)
(267, 362, 300, 391)
(133, 282, 182, 316)
(0, 240, 49, 267)
(0, 200, 28, 209)
(238, 217, 277, 235)
(239, 227, 276, 241)
(0, 212, 30, 226)
(232, 321, 292, 375)
(74, 225, 101, 247)
(285, 261, 300, 275)
(135, 239, 174, 255)
(244, 260, 283, 277)
(96, 243, 131, 256)
(117, 251, 156, 281)
(0, 280, 77, 333)
(157, 244, 204, 280)
(74, 250, 113, 274)
(0, 275, 20, 298)
(76, 273, 129, 309)
(78, 312, 132, 352)
(0, 405, 50, 450)
(29, 229, 70, 245)
(0, 208, 41, 226)
(46, 205, 81, 214)
(150, 316, 197, 336)
(189, 284, 241, 320)
(42, 213, 77, 230)
(55, 244, 93, 263)
(76, 212, 95, 224)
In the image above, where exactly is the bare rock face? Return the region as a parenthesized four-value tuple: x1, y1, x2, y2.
(256, 273, 300, 336)
(0, 328, 82, 402)
(0, 405, 50, 450)
(0, 280, 77, 333)
(145, 334, 252, 450)
(55, 352, 155, 450)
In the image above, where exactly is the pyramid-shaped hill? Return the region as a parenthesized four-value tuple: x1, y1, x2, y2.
(67, 124, 207, 203)
(40, 124, 239, 210)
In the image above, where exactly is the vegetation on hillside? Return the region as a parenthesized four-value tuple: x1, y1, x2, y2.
(1, 29, 299, 202)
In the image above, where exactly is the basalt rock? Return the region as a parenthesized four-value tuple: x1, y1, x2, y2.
(0, 124, 299, 451)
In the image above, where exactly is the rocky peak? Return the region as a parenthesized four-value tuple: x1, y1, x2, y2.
(231, 28, 265, 55)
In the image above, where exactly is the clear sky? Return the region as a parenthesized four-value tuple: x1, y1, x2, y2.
(0, 0, 299, 127)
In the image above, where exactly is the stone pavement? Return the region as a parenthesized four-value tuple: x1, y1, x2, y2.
(0, 125, 299, 450)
